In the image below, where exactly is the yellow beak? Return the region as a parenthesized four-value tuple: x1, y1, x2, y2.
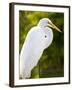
(48, 22, 62, 32)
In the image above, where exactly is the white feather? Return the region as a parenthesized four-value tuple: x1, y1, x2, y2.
(20, 18, 53, 79)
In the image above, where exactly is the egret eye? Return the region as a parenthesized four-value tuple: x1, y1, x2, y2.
(45, 35, 47, 38)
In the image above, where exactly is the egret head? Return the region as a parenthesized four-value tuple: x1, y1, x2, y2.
(38, 18, 62, 32)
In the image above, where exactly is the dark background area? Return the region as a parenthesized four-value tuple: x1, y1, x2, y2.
(19, 11, 64, 78)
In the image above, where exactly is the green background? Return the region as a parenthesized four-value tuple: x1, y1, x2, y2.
(19, 11, 64, 78)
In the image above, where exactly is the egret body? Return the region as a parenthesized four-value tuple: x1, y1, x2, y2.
(20, 18, 61, 79)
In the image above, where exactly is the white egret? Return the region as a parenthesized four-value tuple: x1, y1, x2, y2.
(20, 18, 62, 79)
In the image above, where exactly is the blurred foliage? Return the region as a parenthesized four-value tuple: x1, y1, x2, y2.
(19, 11, 64, 78)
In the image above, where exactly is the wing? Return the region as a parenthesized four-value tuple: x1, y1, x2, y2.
(20, 27, 44, 79)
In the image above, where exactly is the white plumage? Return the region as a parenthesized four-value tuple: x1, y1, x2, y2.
(20, 18, 61, 79)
